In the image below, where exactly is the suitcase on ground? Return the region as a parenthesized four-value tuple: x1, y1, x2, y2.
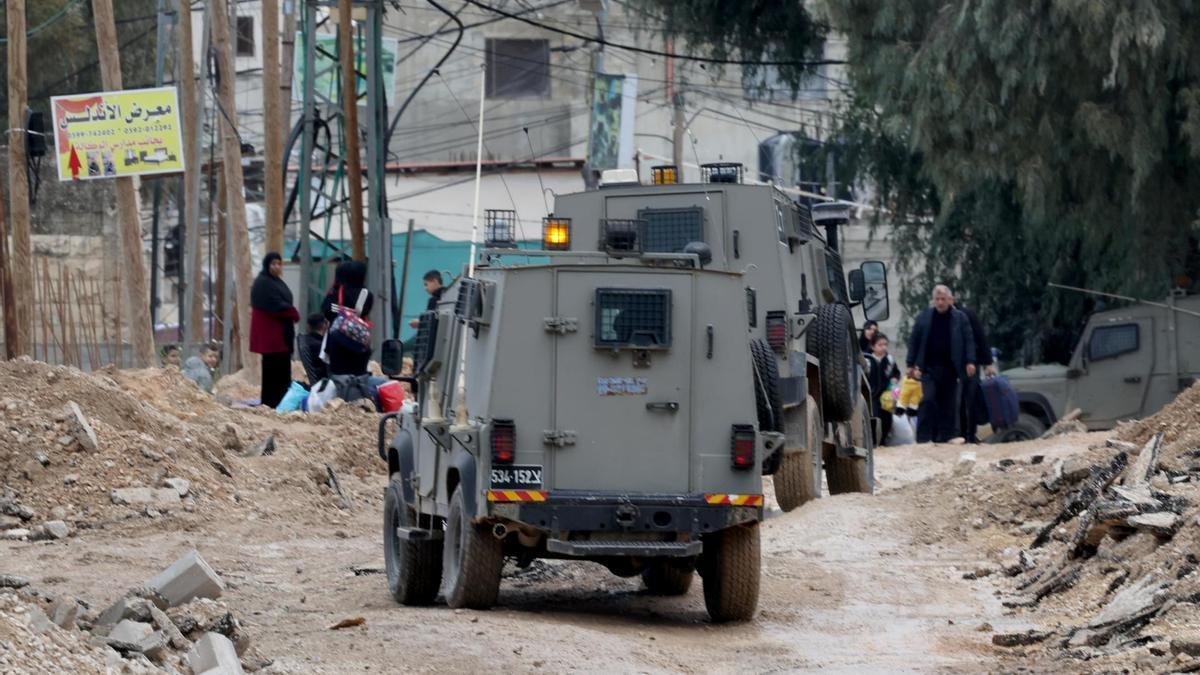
(981, 375, 1020, 429)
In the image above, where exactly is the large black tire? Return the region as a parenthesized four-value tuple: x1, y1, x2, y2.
(808, 304, 857, 423)
(992, 412, 1047, 443)
(774, 395, 822, 512)
(641, 559, 695, 596)
(442, 485, 504, 609)
(750, 339, 784, 434)
(383, 475, 443, 605)
(701, 523, 761, 622)
(826, 395, 874, 495)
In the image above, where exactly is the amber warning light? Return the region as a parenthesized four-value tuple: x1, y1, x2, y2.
(542, 217, 571, 250)
(651, 165, 678, 185)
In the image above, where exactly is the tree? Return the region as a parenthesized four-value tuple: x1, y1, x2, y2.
(643, 0, 1200, 364)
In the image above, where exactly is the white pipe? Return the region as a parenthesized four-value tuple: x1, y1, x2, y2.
(466, 66, 487, 279)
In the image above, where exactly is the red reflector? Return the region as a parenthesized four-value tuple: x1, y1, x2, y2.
(766, 311, 788, 351)
(731, 425, 755, 470)
(491, 420, 515, 464)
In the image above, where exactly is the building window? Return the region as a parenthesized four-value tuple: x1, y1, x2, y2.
(236, 16, 255, 57)
(743, 58, 829, 102)
(485, 39, 550, 98)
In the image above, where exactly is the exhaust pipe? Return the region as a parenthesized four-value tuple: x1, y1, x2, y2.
(492, 523, 508, 540)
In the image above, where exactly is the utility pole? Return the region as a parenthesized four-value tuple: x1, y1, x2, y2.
(262, 0, 285, 254)
(0, 161, 16, 359)
(7, 0, 32, 357)
(209, 0, 256, 370)
(338, 0, 366, 261)
(672, 91, 685, 174)
(178, 0, 207, 346)
(92, 0, 157, 367)
(149, 0, 170, 327)
(280, 0, 298, 107)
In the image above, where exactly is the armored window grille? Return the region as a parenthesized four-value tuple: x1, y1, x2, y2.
(484, 210, 518, 248)
(701, 163, 743, 184)
(413, 311, 439, 373)
(825, 250, 849, 304)
(746, 288, 758, 328)
(1089, 324, 1139, 361)
(594, 289, 672, 349)
(795, 203, 816, 238)
(454, 278, 480, 321)
(600, 218, 645, 255)
(637, 207, 703, 253)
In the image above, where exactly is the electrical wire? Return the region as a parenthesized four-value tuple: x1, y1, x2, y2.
(384, 0, 466, 152)
(0, 0, 86, 44)
(460, 0, 843, 67)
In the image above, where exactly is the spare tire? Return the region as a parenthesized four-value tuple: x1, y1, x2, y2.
(750, 338, 784, 435)
(808, 303, 857, 422)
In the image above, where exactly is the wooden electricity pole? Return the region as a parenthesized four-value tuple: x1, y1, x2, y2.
(176, 0, 206, 346)
(92, 0, 156, 367)
(338, 0, 366, 261)
(0, 163, 17, 359)
(262, 0, 285, 254)
(7, 0, 32, 356)
(209, 0, 256, 370)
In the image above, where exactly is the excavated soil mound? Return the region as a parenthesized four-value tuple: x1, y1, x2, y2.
(0, 359, 386, 539)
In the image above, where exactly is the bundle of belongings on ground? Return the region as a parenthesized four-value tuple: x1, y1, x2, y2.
(274, 375, 407, 414)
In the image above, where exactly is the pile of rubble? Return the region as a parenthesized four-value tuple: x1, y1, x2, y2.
(0, 358, 383, 539)
(978, 386, 1200, 670)
(1, 549, 262, 673)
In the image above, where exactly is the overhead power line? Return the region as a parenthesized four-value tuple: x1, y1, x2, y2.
(460, 0, 844, 67)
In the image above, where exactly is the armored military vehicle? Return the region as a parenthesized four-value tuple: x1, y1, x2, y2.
(1000, 289, 1200, 440)
(551, 164, 891, 511)
(377, 211, 772, 621)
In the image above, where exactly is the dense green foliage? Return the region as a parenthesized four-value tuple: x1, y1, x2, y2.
(645, 0, 1200, 364)
(0, 0, 162, 131)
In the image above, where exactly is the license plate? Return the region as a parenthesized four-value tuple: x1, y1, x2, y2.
(490, 464, 543, 490)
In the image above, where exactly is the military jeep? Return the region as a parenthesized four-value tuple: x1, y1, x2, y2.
(378, 220, 770, 621)
(551, 164, 891, 511)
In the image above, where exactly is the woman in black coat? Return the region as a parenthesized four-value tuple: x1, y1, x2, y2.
(321, 260, 374, 376)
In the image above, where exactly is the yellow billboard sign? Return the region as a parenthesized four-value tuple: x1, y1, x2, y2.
(51, 86, 184, 181)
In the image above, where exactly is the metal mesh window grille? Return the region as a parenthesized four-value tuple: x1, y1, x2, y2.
(594, 289, 672, 349)
(637, 207, 703, 252)
(795, 203, 816, 238)
(413, 311, 439, 372)
(600, 218, 645, 254)
(485, 210, 517, 247)
(746, 288, 758, 327)
(1089, 324, 1139, 361)
(825, 250, 849, 304)
(454, 279, 480, 321)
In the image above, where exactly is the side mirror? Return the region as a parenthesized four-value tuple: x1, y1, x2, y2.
(847, 269, 866, 302)
(858, 260, 890, 322)
(381, 339, 405, 377)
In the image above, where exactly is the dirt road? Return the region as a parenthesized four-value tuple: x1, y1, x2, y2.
(2, 432, 1103, 673)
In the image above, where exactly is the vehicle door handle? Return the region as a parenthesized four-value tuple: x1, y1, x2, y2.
(1124, 376, 1142, 383)
(646, 402, 679, 412)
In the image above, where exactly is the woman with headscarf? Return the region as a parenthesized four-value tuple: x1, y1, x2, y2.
(250, 252, 300, 407)
(321, 260, 375, 376)
(859, 320, 879, 355)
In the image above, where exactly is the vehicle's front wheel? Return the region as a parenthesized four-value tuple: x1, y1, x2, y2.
(383, 474, 442, 605)
(701, 523, 761, 622)
(774, 396, 822, 511)
(993, 412, 1047, 443)
(442, 485, 504, 609)
(642, 559, 695, 596)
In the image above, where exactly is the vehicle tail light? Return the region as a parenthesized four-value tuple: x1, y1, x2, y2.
(491, 419, 515, 464)
(731, 425, 755, 470)
(766, 310, 788, 352)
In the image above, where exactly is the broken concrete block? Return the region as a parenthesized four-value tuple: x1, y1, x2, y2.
(149, 604, 190, 650)
(162, 478, 191, 497)
(1061, 457, 1092, 483)
(992, 629, 1052, 647)
(186, 632, 244, 675)
(2, 528, 30, 540)
(64, 401, 98, 451)
(1127, 512, 1178, 536)
(147, 550, 225, 608)
(1089, 574, 1170, 628)
(43, 520, 70, 540)
(0, 574, 29, 588)
(108, 619, 154, 645)
(954, 451, 977, 476)
(1172, 633, 1200, 657)
(0, 515, 21, 529)
(26, 605, 54, 635)
(110, 487, 181, 507)
(97, 597, 154, 626)
(137, 630, 170, 662)
(51, 598, 80, 629)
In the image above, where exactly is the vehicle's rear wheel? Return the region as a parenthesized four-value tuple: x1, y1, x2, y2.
(384, 474, 442, 605)
(774, 395, 822, 512)
(641, 559, 695, 596)
(826, 395, 874, 495)
(701, 523, 761, 622)
(442, 485, 503, 609)
(809, 304, 857, 423)
(993, 412, 1047, 443)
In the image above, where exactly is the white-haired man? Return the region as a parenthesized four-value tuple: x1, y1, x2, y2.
(906, 285, 976, 443)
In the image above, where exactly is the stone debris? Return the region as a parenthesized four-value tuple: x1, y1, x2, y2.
(64, 401, 99, 451)
(147, 549, 226, 608)
(106, 618, 154, 645)
(187, 632, 245, 675)
(42, 519, 70, 540)
(111, 487, 182, 507)
(50, 598, 80, 629)
(242, 435, 276, 458)
(162, 477, 191, 497)
(0, 574, 30, 589)
(992, 629, 1053, 647)
(954, 451, 976, 477)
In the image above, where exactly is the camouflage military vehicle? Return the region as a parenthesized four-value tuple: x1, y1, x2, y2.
(551, 164, 891, 511)
(1001, 290, 1200, 440)
(377, 208, 772, 621)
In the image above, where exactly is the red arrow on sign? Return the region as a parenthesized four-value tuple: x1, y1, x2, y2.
(68, 144, 82, 180)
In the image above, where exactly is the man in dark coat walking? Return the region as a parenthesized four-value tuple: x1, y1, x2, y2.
(906, 285, 977, 443)
(955, 297, 995, 443)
